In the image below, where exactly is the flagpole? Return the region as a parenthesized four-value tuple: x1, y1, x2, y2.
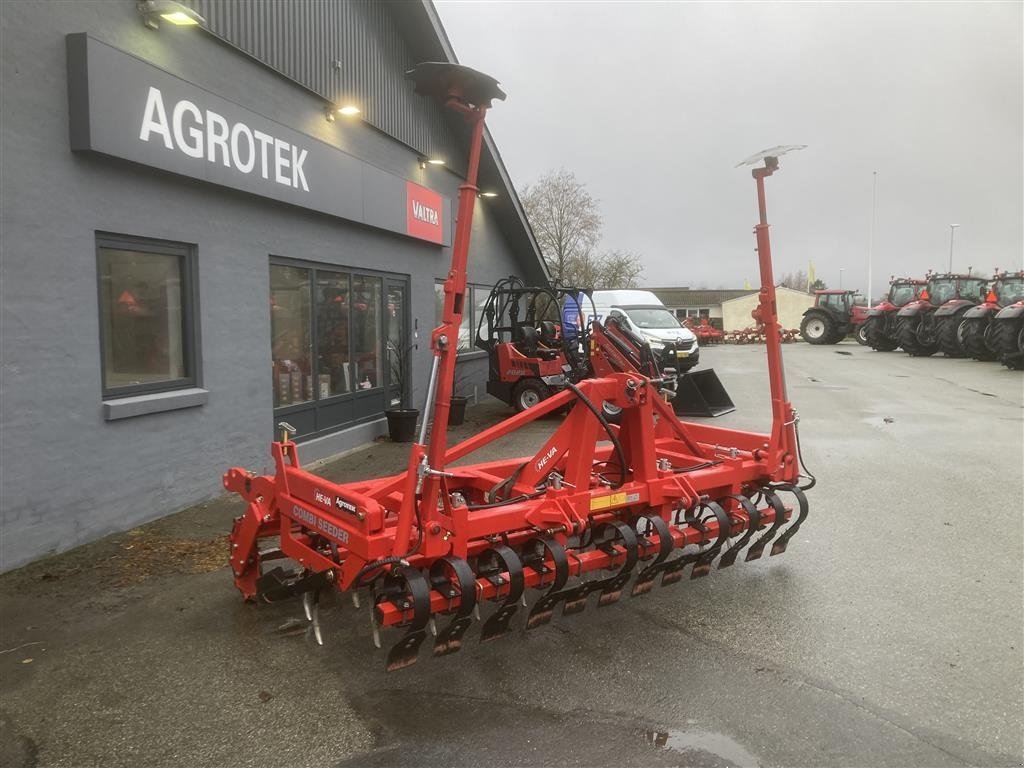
(868, 171, 877, 303)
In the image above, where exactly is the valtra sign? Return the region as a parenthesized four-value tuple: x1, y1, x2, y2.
(66, 34, 450, 246)
(406, 181, 443, 244)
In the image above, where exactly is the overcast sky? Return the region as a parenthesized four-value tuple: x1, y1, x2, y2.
(435, 1, 1023, 298)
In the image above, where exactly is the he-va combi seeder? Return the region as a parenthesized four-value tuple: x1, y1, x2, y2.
(223, 63, 813, 670)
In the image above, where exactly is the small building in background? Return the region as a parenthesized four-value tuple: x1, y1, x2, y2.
(721, 287, 815, 331)
(650, 288, 755, 329)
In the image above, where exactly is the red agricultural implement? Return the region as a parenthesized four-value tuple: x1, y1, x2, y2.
(684, 317, 725, 345)
(959, 270, 1024, 362)
(223, 66, 813, 670)
(862, 277, 927, 352)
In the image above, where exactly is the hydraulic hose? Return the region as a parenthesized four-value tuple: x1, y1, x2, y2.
(564, 380, 627, 488)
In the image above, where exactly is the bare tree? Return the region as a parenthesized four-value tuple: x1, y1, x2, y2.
(520, 168, 602, 284)
(779, 270, 810, 292)
(596, 249, 644, 288)
(520, 169, 644, 288)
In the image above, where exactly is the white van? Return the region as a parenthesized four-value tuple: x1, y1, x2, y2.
(589, 289, 700, 371)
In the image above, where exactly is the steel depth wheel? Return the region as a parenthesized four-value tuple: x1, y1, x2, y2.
(800, 313, 835, 345)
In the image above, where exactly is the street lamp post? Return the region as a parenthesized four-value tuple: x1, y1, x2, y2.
(867, 171, 877, 303)
(839, 268, 845, 289)
(948, 224, 960, 272)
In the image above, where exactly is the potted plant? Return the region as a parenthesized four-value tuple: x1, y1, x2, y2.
(449, 366, 472, 427)
(385, 333, 419, 442)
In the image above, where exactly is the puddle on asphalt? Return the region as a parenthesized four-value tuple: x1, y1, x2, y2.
(638, 728, 760, 767)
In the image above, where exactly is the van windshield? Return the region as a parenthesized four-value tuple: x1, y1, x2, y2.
(624, 308, 680, 329)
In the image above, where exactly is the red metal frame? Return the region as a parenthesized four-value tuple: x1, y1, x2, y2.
(223, 66, 809, 668)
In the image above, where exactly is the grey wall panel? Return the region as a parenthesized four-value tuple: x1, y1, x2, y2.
(0, 0, 528, 571)
(187, 0, 462, 174)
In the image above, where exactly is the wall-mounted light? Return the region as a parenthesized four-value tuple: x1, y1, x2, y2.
(479, 191, 498, 198)
(138, 0, 205, 30)
(325, 104, 361, 122)
(418, 157, 445, 169)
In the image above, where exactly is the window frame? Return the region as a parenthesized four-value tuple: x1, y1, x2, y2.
(435, 280, 488, 359)
(270, 256, 409, 435)
(95, 232, 201, 400)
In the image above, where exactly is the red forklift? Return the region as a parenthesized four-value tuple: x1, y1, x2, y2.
(475, 277, 735, 418)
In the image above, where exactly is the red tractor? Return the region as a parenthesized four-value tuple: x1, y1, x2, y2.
(991, 297, 1024, 370)
(799, 289, 870, 345)
(959, 271, 1024, 362)
(862, 277, 928, 351)
(895, 272, 988, 357)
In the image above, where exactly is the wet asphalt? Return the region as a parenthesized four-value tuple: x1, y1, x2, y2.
(1, 342, 1021, 768)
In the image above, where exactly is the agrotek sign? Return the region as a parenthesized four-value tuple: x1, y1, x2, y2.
(65, 34, 448, 246)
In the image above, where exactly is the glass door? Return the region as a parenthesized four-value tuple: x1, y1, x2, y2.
(386, 280, 409, 408)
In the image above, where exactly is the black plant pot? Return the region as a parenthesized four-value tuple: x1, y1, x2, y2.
(385, 408, 419, 442)
(449, 396, 469, 426)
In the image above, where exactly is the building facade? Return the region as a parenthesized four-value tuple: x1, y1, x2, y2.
(652, 287, 756, 329)
(721, 287, 815, 331)
(0, 0, 546, 570)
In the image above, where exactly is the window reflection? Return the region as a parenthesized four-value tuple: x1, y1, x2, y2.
(99, 247, 186, 390)
(270, 265, 313, 406)
(352, 275, 382, 389)
(316, 271, 350, 397)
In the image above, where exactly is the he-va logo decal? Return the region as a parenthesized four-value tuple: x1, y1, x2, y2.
(138, 86, 310, 192)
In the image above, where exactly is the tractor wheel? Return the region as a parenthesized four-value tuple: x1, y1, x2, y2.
(896, 317, 938, 357)
(801, 313, 835, 345)
(937, 309, 969, 357)
(855, 324, 869, 345)
(960, 317, 995, 361)
(865, 316, 898, 351)
(992, 318, 1024, 370)
(512, 379, 550, 412)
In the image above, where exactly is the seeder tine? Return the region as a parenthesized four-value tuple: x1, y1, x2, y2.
(717, 495, 761, 568)
(428, 556, 478, 656)
(597, 572, 632, 607)
(630, 514, 673, 597)
(561, 584, 593, 616)
(691, 501, 732, 579)
(769, 485, 809, 556)
(375, 565, 431, 672)
(630, 570, 658, 597)
(477, 545, 524, 644)
(433, 616, 474, 656)
(386, 629, 427, 671)
(745, 491, 787, 562)
(480, 604, 519, 643)
(526, 593, 562, 629)
(660, 557, 693, 586)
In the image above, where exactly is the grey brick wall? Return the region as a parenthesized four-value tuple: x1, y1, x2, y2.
(0, 1, 531, 570)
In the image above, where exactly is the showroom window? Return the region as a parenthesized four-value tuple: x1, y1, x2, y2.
(97, 233, 198, 398)
(434, 282, 489, 355)
(272, 258, 404, 438)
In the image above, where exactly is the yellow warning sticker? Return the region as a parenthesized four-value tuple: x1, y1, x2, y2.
(589, 491, 639, 511)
